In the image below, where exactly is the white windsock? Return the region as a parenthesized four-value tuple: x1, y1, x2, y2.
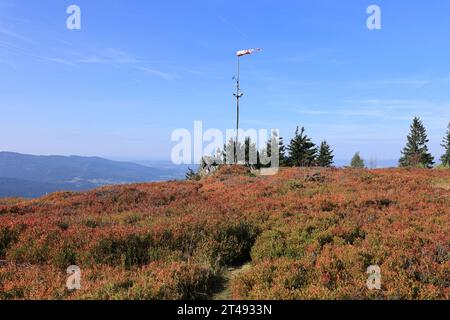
(236, 48, 262, 57)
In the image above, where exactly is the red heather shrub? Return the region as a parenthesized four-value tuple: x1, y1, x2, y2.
(0, 168, 448, 299)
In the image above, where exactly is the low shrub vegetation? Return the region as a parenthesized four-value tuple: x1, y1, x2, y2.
(0, 167, 448, 299)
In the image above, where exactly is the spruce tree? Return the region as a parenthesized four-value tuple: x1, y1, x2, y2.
(440, 122, 450, 167)
(317, 141, 334, 167)
(278, 136, 287, 167)
(350, 152, 365, 168)
(399, 117, 434, 168)
(287, 126, 317, 167)
(224, 138, 242, 164)
(243, 137, 258, 167)
(263, 131, 287, 167)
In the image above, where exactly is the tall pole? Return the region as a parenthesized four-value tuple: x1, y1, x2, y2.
(233, 48, 260, 164)
(235, 56, 240, 163)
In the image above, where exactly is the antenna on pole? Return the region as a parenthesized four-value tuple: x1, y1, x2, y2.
(233, 56, 243, 163)
(233, 48, 262, 164)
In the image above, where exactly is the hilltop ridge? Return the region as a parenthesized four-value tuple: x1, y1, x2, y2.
(0, 166, 449, 299)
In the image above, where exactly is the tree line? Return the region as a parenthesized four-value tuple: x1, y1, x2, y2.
(341, 117, 450, 169)
(198, 126, 334, 171)
(187, 117, 450, 179)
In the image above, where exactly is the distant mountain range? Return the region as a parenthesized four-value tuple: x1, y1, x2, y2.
(0, 151, 398, 199)
(0, 152, 187, 198)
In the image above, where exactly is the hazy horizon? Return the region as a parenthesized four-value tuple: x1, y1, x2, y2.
(0, 150, 400, 169)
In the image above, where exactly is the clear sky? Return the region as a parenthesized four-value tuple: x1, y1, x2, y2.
(1, 0, 450, 162)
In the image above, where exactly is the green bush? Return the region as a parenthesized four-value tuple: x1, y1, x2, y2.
(0, 228, 19, 258)
(56, 221, 70, 231)
(92, 234, 153, 268)
(251, 230, 286, 261)
(210, 221, 259, 266)
(9, 242, 49, 265)
(84, 219, 100, 229)
(54, 245, 77, 269)
(232, 258, 310, 299)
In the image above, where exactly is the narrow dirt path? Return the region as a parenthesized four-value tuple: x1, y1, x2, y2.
(212, 263, 251, 300)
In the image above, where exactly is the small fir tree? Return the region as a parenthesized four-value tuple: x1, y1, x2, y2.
(440, 122, 450, 167)
(287, 126, 317, 167)
(317, 141, 334, 167)
(350, 152, 365, 168)
(399, 117, 434, 168)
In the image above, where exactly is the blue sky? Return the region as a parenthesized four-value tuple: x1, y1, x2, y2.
(1, 0, 450, 162)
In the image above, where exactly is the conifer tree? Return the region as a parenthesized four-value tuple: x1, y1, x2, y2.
(243, 137, 258, 167)
(287, 126, 317, 167)
(317, 141, 334, 167)
(224, 138, 242, 164)
(399, 117, 434, 168)
(350, 152, 365, 168)
(278, 136, 287, 166)
(440, 122, 450, 167)
(262, 131, 287, 167)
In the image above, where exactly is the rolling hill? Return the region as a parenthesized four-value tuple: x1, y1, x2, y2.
(0, 166, 448, 300)
(0, 152, 181, 198)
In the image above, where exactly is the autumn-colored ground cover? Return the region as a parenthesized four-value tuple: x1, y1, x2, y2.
(0, 166, 449, 300)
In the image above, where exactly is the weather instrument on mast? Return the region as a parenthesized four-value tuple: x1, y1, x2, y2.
(233, 48, 262, 163)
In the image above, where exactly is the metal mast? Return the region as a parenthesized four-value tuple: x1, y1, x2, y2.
(234, 56, 243, 163)
(233, 48, 261, 164)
